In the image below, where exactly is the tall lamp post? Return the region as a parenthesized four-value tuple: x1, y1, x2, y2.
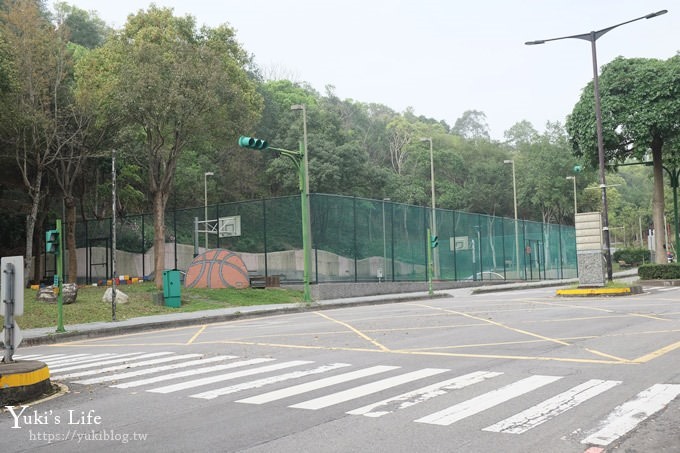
(566, 176, 577, 215)
(526, 9, 668, 281)
(291, 104, 312, 302)
(204, 171, 214, 249)
(421, 137, 439, 279)
(504, 159, 520, 279)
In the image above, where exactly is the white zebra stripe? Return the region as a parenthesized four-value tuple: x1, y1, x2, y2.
(147, 360, 313, 394)
(73, 356, 237, 385)
(484, 379, 621, 434)
(53, 354, 204, 380)
(348, 371, 503, 418)
(290, 368, 449, 410)
(581, 383, 680, 446)
(111, 358, 275, 389)
(236, 366, 400, 405)
(49, 352, 174, 373)
(415, 375, 562, 426)
(190, 363, 352, 400)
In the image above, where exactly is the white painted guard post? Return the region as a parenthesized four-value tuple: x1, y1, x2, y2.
(1, 256, 24, 363)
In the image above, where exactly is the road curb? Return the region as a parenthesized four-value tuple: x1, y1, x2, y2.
(556, 286, 643, 296)
(0, 360, 51, 405)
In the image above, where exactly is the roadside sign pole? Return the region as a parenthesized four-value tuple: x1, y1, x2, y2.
(56, 219, 65, 332)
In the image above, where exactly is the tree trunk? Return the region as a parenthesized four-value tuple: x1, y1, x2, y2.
(65, 196, 78, 283)
(651, 142, 666, 264)
(23, 171, 43, 286)
(152, 190, 167, 290)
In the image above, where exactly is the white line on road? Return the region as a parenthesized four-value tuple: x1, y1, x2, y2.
(49, 352, 174, 373)
(581, 383, 680, 446)
(415, 375, 563, 426)
(236, 366, 400, 405)
(483, 379, 621, 434)
(146, 360, 313, 394)
(190, 363, 352, 400)
(290, 368, 449, 410)
(53, 354, 204, 380)
(348, 371, 503, 418)
(73, 356, 237, 385)
(111, 358, 275, 389)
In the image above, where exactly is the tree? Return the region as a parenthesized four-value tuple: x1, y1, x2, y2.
(78, 6, 262, 287)
(566, 56, 680, 263)
(53, 2, 110, 49)
(0, 0, 75, 284)
(451, 110, 490, 141)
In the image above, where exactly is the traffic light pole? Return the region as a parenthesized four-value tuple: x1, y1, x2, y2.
(239, 137, 312, 302)
(427, 228, 433, 296)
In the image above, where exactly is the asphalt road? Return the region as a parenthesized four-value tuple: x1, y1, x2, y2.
(2, 285, 680, 453)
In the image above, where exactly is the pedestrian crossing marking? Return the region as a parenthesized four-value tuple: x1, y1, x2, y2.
(290, 368, 449, 410)
(29, 351, 680, 448)
(483, 379, 621, 434)
(147, 360, 314, 394)
(236, 365, 400, 405)
(49, 352, 174, 373)
(111, 358, 275, 389)
(415, 375, 563, 426)
(73, 356, 237, 385)
(52, 353, 204, 380)
(190, 363, 352, 400)
(581, 383, 680, 446)
(347, 371, 503, 418)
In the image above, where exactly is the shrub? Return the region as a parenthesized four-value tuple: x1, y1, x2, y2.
(613, 248, 650, 266)
(638, 263, 680, 280)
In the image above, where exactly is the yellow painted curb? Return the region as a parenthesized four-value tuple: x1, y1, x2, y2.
(556, 287, 632, 296)
(0, 365, 50, 388)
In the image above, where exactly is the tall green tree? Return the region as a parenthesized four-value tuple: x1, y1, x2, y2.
(77, 6, 262, 287)
(0, 0, 75, 283)
(567, 56, 680, 263)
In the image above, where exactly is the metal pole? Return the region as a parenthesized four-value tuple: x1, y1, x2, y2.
(567, 176, 577, 214)
(111, 150, 117, 322)
(204, 171, 214, 250)
(421, 138, 439, 279)
(292, 105, 312, 302)
(505, 160, 520, 279)
(56, 219, 65, 332)
(3, 262, 16, 362)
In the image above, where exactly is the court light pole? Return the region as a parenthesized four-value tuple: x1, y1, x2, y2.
(504, 159, 520, 279)
(421, 137, 439, 279)
(291, 104, 312, 302)
(566, 176, 577, 215)
(526, 9, 668, 281)
(204, 171, 214, 249)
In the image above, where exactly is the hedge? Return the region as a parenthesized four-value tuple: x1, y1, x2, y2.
(638, 263, 680, 280)
(613, 248, 651, 266)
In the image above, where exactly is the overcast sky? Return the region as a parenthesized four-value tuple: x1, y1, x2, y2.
(50, 0, 677, 140)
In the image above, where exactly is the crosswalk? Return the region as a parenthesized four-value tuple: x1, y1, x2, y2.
(15, 351, 680, 448)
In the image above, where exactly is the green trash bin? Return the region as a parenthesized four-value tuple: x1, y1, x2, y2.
(162, 270, 181, 308)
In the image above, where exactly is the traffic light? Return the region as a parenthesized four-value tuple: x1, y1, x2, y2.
(46, 229, 59, 254)
(573, 165, 583, 173)
(430, 234, 439, 249)
(238, 136, 268, 150)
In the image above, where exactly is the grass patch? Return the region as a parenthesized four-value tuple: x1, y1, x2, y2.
(2, 283, 304, 330)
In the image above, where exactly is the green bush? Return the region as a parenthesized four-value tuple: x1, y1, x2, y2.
(613, 248, 650, 266)
(638, 263, 680, 280)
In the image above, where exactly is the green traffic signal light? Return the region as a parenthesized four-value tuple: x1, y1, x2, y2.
(238, 136, 268, 150)
(431, 234, 439, 249)
(573, 165, 583, 173)
(46, 229, 59, 254)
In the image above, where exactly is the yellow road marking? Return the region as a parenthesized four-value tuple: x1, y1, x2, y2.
(633, 340, 680, 363)
(0, 365, 50, 388)
(314, 312, 391, 351)
(186, 325, 207, 345)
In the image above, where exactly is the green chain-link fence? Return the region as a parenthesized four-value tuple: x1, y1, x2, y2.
(59, 194, 576, 284)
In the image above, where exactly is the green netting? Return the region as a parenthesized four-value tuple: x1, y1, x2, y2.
(70, 193, 577, 284)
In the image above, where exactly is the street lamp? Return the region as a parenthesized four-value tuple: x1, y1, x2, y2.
(382, 198, 390, 282)
(204, 171, 214, 249)
(420, 137, 439, 279)
(291, 104, 312, 302)
(526, 9, 668, 281)
(566, 176, 577, 215)
(504, 160, 520, 279)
